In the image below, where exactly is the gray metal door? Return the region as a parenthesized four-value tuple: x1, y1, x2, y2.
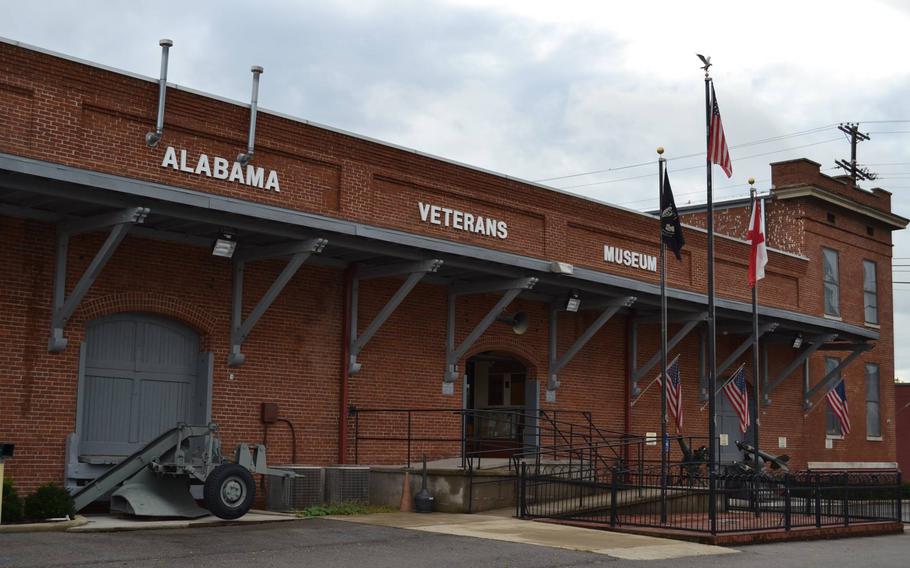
(716, 386, 755, 465)
(78, 313, 202, 462)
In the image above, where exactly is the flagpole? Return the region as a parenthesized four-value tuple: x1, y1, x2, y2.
(658, 147, 668, 525)
(699, 362, 747, 411)
(702, 57, 718, 536)
(630, 354, 681, 407)
(750, 179, 761, 469)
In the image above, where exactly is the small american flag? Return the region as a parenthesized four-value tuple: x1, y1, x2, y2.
(722, 366, 750, 433)
(658, 358, 684, 430)
(708, 84, 733, 178)
(826, 380, 852, 435)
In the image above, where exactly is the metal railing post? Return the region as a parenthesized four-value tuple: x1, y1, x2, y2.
(815, 473, 822, 528)
(842, 472, 849, 527)
(610, 467, 618, 527)
(784, 474, 792, 531)
(460, 409, 466, 470)
(897, 471, 903, 523)
(521, 462, 529, 518)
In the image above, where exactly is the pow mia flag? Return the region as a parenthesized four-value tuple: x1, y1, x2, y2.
(660, 169, 685, 260)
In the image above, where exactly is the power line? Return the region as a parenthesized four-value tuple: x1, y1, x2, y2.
(557, 138, 842, 191)
(617, 179, 767, 207)
(533, 124, 837, 183)
(536, 120, 910, 184)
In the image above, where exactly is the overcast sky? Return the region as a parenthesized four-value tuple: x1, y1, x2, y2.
(2, 1, 909, 378)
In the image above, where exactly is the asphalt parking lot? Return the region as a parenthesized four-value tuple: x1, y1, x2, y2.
(0, 519, 907, 568)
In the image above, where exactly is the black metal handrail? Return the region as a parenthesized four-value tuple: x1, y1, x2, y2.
(518, 462, 903, 535)
(348, 406, 635, 472)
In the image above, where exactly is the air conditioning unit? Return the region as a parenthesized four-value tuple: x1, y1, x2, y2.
(267, 466, 325, 512)
(324, 466, 370, 504)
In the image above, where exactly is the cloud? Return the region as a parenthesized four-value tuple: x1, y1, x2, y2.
(1, 0, 909, 378)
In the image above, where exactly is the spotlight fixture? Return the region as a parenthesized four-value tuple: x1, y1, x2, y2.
(550, 261, 574, 275)
(792, 334, 803, 349)
(212, 231, 238, 258)
(565, 289, 581, 313)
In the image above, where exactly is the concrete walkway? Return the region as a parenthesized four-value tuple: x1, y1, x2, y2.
(329, 509, 736, 561)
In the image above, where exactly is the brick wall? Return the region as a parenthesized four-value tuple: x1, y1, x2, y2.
(0, 40, 902, 492)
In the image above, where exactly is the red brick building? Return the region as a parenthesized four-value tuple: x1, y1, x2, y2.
(0, 37, 905, 494)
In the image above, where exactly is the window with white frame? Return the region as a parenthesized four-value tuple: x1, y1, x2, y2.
(822, 249, 840, 317)
(866, 363, 881, 438)
(863, 260, 878, 325)
(825, 357, 842, 437)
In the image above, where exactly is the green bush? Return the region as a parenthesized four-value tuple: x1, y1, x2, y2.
(24, 483, 74, 521)
(2, 476, 24, 523)
(296, 502, 395, 518)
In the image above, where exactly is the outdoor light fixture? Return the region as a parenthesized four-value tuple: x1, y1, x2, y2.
(550, 261, 574, 275)
(565, 290, 581, 312)
(212, 231, 238, 258)
(792, 334, 803, 349)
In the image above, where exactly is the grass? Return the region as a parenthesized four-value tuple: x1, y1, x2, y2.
(295, 502, 397, 518)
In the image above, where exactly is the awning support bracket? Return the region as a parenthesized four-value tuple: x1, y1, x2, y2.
(630, 312, 707, 396)
(444, 277, 538, 393)
(803, 343, 873, 410)
(548, 296, 636, 397)
(762, 333, 837, 405)
(348, 259, 443, 374)
(228, 238, 327, 366)
(698, 322, 778, 397)
(49, 207, 151, 352)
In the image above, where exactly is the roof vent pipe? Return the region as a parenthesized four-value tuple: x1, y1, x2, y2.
(237, 66, 263, 166)
(145, 39, 173, 148)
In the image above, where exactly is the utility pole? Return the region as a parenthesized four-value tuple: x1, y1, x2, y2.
(835, 123, 876, 184)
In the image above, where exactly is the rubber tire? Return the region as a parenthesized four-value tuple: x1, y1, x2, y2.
(203, 463, 255, 520)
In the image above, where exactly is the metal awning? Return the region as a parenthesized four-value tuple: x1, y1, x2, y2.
(0, 152, 877, 389)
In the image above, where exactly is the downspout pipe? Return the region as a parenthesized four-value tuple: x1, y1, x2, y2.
(237, 66, 263, 166)
(338, 267, 354, 463)
(624, 310, 635, 466)
(145, 39, 173, 147)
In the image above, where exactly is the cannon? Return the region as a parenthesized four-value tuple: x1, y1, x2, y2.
(676, 436, 709, 485)
(71, 423, 295, 519)
(735, 440, 790, 473)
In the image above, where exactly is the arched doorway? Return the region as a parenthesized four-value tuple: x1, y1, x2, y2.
(75, 313, 211, 463)
(716, 381, 755, 465)
(464, 351, 536, 456)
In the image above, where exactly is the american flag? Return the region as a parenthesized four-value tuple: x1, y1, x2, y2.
(657, 358, 684, 430)
(722, 366, 750, 433)
(708, 84, 733, 178)
(826, 380, 852, 435)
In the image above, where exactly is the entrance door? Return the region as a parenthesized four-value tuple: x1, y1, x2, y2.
(77, 313, 206, 462)
(716, 384, 755, 465)
(465, 352, 533, 456)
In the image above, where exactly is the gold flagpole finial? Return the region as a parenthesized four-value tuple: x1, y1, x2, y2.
(656, 146, 665, 155)
(748, 177, 756, 198)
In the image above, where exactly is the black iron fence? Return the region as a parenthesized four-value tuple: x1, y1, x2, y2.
(518, 463, 903, 534)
